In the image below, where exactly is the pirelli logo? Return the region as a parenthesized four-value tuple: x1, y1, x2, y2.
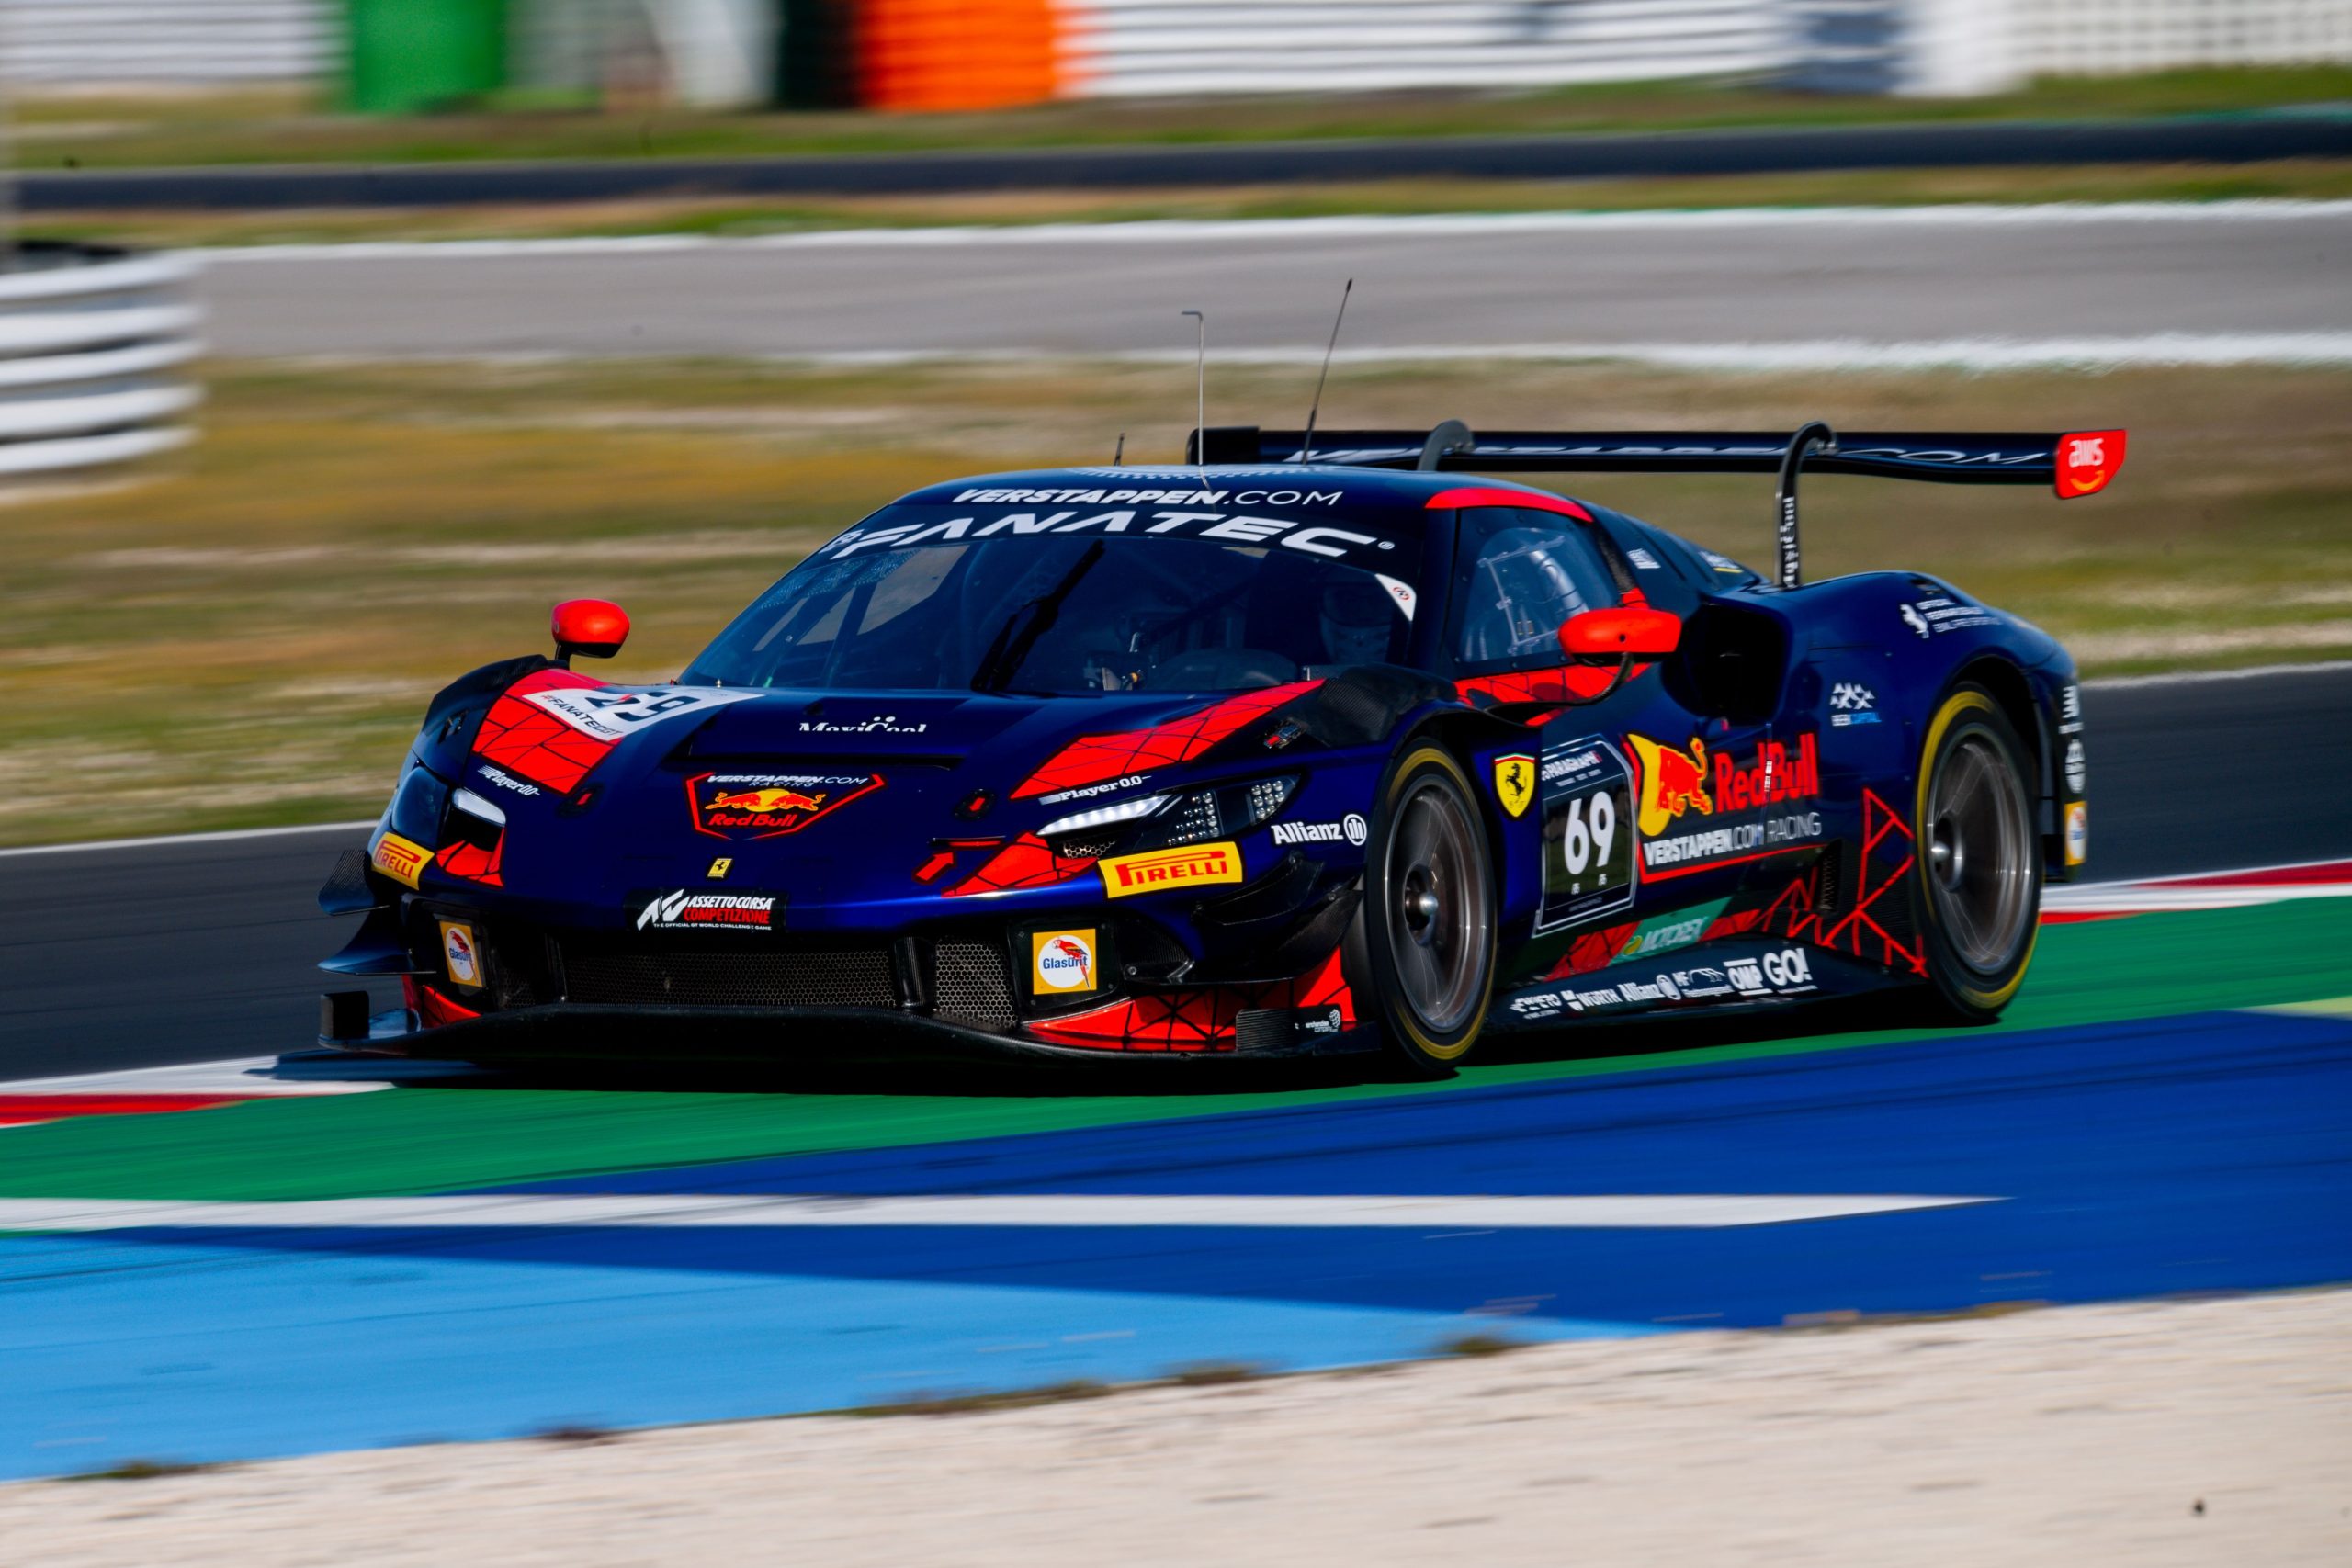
(370, 831, 431, 889)
(1099, 841, 1243, 899)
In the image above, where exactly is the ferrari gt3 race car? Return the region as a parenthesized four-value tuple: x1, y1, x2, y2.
(321, 419, 2121, 1074)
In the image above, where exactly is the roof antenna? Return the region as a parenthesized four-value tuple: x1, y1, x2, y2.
(1300, 277, 1352, 465)
(1113, 431, 1125, 466)
(1182, 308, 1206, 488)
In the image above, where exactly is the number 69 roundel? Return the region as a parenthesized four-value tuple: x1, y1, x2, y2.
(1535, 735, 1636, 933)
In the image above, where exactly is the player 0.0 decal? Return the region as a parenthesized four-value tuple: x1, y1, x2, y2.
(1535, 736, 1636, 933)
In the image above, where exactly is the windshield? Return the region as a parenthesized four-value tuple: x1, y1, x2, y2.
(685, 502, 1426, 694)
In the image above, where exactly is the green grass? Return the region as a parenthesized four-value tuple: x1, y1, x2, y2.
(14, 67, 2350, 173)
(0, 357, 2345, 848)
(32, 158, 2352, 251)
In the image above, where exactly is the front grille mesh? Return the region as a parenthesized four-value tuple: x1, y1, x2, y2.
(560, 944, 899, 1010)
(933, 941, 1015, 1030)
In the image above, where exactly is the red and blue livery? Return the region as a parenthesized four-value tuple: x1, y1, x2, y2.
(322, 418, 2122, 1075)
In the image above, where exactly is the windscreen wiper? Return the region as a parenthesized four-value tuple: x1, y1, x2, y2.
(970, 540, 1106, 694)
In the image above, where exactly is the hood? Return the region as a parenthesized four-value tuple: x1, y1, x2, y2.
(464, 681, 1322, 927)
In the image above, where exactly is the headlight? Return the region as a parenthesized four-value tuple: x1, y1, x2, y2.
(385, 758, 450, 846)
(1043, 775, 1298, 857)
(1036, 793, 1171, 840)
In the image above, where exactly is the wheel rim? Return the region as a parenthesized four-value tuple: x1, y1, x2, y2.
(1925, 729, 2034, 975)
(1383, 779, 1489, 1033)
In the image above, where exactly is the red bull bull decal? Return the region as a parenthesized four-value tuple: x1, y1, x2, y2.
(1630, 732, 1824, 880)
(687, 771, 884, 840)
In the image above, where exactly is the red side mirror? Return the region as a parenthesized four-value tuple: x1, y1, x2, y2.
(552, 598, 629, 662)
(1561, 604, 1681, 659)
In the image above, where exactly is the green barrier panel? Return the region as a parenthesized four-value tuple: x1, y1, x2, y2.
(346, 0, 511, 115)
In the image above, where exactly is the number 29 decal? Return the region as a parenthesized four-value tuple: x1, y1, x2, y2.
(1534, 735, 1637, 933)
(518, 684, 759, 743)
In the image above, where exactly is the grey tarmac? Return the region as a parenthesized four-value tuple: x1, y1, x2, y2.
(188, 207, 2352, 360)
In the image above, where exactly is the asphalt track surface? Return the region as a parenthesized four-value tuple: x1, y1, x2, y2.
(1, 664, 2346, 1085)
(3, 897, 2347, 1473)
(190, 205, 2352, 359)
(28, 112, 2350, 210)
(1, 668, 2348, 1475)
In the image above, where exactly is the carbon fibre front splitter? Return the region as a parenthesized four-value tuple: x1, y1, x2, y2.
(327, 1001, 1377, 1068)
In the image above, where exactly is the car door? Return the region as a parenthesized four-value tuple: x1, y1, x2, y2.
(1441, 504, 1776, 986)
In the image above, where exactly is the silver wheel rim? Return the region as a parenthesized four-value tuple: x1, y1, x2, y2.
(1925, 729, 2035, 975)
(1384, 778, 1489, 1033)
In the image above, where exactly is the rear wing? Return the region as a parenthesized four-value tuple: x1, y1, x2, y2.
(1188, 420, 2126, 587)
(1193, 424, 2124, 497)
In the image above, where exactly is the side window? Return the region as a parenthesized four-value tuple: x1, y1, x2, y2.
(1447, 508, 1621, 672)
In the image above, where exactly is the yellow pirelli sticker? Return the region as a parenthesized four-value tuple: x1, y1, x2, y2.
(1099, 841, 1243, 899)
(371, 831, 432, 889)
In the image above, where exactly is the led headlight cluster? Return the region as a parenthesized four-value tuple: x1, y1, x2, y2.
(1035, 793, 1171, 840)
(1041, 775, 1299, 857)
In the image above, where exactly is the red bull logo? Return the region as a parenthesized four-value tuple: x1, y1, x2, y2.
(1625, 735, 1713, 838)
(687, 771, 884, 840)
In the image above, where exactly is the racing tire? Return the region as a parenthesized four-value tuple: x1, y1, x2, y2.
(1909, 683, 2042, 1024)
(1348, 743, 1498, 1077)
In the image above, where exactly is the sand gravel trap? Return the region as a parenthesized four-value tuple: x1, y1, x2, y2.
(5, 1290, 2345, 1567)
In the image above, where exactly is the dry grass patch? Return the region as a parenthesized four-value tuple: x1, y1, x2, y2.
(1, 356, 2344, 846)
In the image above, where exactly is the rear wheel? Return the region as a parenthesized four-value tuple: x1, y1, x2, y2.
(1911, 684, 2041, 1022)
(1351, 744, 1498, 1076)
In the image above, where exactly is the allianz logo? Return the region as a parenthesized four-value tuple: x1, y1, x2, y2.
(1271, 813, 1368, 848)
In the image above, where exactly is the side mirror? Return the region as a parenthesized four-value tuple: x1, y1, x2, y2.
(552, 598, 629, 664)
(1560, 603, 1681, 660)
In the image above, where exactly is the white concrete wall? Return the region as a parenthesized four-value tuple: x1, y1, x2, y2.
(0, 0, 335, 85)
(2018, 0, 2352, 74)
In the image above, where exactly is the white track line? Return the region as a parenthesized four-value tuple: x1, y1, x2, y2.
(0, 819, 372, 859)
(0, 1192, 1992, 1232)
(277, 335, 2352, 371)
(0, 1053, 476, 1096)
(185, 201, 2352, 263)
(2084, 660, 2352, 690)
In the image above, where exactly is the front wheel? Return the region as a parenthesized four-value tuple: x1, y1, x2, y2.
(1911, 683, 2041, 1023)
(1349, 744, 1498, 1076)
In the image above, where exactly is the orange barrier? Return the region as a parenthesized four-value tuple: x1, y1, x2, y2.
(856, 0, 1064, 110)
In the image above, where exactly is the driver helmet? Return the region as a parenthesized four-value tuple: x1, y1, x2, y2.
(1318, 577, 1395, 665)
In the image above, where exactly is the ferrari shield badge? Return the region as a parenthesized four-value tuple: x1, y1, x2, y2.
(1493, 753, 1536, 819)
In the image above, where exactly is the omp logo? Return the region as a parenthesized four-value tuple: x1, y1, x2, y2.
(1030, 931, 1097, 993)
(1099, 842, 1243, 898)
(370, 832, 431, 889)
(1625, 735, 1712, 838)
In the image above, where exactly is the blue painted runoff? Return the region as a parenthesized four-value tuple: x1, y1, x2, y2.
(0, 1235, 1641, 1479)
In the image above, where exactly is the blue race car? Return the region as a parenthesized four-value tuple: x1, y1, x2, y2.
(321, 419, 2121, 1075)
